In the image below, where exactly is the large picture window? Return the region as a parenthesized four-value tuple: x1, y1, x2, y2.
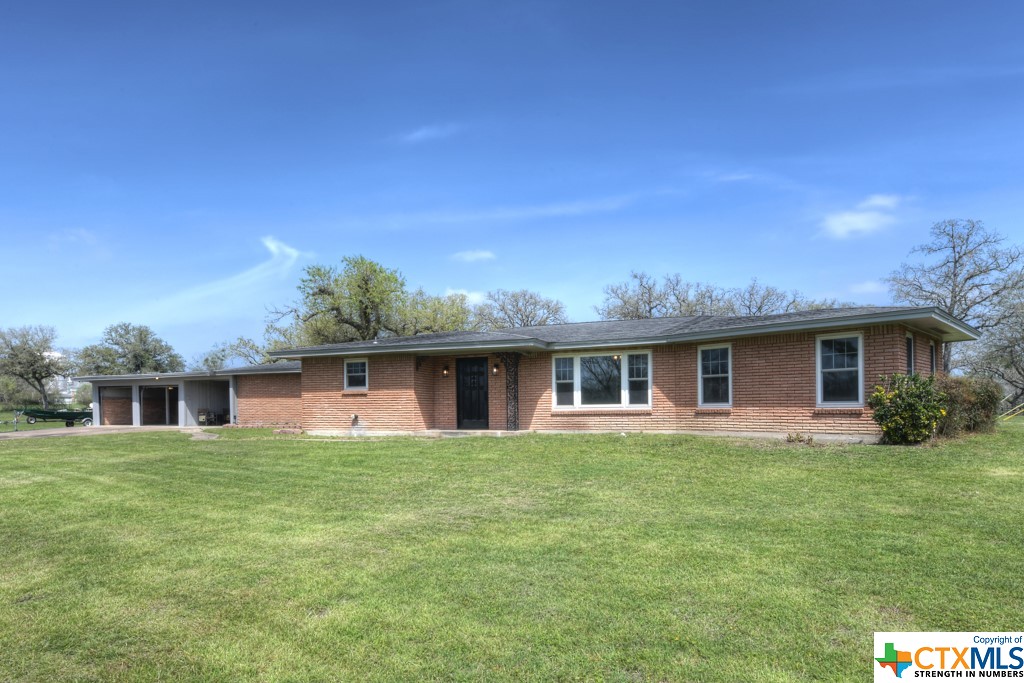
(552, 351, 651, 408)
(817, 333, 863, 406)
(344, 358, 368, 390)
(698, 345, 731, 406)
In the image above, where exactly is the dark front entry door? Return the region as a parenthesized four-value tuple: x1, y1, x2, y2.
(457, 358, 489, 429)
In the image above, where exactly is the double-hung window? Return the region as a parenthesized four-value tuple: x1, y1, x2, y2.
(906, 334, 915, 375)
(817, 333, 863, 406)
(698, 345, 731, 406)
(552, 351, 651, 408)
(344, 358, 368, 390)
(930, 342, 937, 375)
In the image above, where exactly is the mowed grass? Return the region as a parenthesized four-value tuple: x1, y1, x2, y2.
(1, 425, 1022, 682)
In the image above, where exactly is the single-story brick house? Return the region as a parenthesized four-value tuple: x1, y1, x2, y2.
(77, 306, 978, 437)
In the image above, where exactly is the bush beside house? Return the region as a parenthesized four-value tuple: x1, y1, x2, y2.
(869, 373, 1003, 444)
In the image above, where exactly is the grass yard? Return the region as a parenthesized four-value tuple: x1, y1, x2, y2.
(1, 425, 1022, 682)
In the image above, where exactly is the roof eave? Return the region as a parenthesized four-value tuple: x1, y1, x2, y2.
(269, 339, 549, 359)
(664, 308, 980, 344)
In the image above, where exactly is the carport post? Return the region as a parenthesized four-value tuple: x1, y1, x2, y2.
(177, 382, 186, 427)
(131, 385, 141, 426)
(228, 376, 238, 424)
(91, 385, 100, 427)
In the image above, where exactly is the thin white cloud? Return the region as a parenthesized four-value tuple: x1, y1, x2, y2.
(397, 123, 461, 144)
(821, 195, 905, 239)
(708, 171, 757, 183)
(386, 194, 638, 227)
(125, 236, 306, 326)
(857, 194, 902, 210)
(451, 249, 496, 262)
(445, 288, 486, 305)
(850, 280, 888, 295)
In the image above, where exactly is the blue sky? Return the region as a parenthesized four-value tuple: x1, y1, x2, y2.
(3, 1, 1023, 361)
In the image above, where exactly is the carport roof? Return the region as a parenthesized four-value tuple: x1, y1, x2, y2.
(75, 360, 301, 383)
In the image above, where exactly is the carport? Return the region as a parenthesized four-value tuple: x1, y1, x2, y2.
(80, 371, 239, 428)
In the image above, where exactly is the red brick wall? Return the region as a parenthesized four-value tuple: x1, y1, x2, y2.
(101, 397, 132, 425)
(517, 324, 934, 435)
(424, 354, 508, 430)
(293, 324, 947, 435)
(908, 331, 943, 377)
(301, 355, 429, 432)
(236, 373, 302, 427)
(298, 354, 512, 432)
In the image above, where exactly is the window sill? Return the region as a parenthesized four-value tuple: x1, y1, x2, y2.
(343, 389, 369, 395)
(551, 407, 652, 416)
(813, 407, 864, 415)
(695, 407, 731, 415)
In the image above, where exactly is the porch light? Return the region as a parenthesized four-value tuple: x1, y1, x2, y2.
(492, 363, 499, 375)
(442, 366, 449, 378)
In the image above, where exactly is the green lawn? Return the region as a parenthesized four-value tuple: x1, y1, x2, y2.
(1, 425, 1022, 682)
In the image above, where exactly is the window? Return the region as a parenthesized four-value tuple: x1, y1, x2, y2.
(344, 359, 367, 390)
(628, 354, 649, 405)
(906, 334, 915, 375)
(552, 351, 651, 408)
(817, 333, 863, 406)
(554, 357, 574, 406)
(698, 345, 731, 406)
(930, 342, 937, 375)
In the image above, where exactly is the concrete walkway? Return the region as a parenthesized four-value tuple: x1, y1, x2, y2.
(0, 425, 190, 440)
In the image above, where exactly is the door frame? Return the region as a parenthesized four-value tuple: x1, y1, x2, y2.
(456, 357, 489, 430)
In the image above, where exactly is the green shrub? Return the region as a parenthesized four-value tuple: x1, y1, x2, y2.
(868, 374, 946, 445)
(934, 375, 1003, 436)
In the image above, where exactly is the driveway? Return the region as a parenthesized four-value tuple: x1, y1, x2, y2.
(0, 425, 190, 440)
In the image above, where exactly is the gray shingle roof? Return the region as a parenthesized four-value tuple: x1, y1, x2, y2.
(270, 306, 979, 359)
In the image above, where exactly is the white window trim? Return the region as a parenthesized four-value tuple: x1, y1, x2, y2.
(551, 350, 652, 410)
(906, 333, 915, 375)
(343, 358, 368, 391)
(815, 332, 864, 408)
(697, 343, 732, 408)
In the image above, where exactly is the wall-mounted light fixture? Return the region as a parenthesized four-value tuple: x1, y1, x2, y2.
(442, 365, 449, 378)
(492, 363, 499, 375)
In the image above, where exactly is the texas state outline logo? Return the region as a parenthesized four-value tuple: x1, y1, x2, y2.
(874, 631, 1024, 681)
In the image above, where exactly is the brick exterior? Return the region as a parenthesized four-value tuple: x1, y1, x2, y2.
(100, 397, 132, 425)
(236, 373, 302, 428)
(280, 324, 946, 436)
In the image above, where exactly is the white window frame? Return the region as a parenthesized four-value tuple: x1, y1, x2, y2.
(551, 350, 652, 410)
(906, 333, 915, 375)
(344, 358, 368, 391)
(815, 332, 864, 408)
(697, 343, 732, 407)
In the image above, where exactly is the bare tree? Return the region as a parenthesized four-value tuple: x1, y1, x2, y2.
(475, 289, 569, 329)
(597, 272, 670, 319)
(887, 219, 1024, 372)
(598, 272, 851, 320)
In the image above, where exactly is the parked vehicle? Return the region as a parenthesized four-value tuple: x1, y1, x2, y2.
(22, 408, 94, 427)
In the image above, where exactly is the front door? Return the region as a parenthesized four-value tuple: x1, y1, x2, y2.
(457, 358, 489, 429)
